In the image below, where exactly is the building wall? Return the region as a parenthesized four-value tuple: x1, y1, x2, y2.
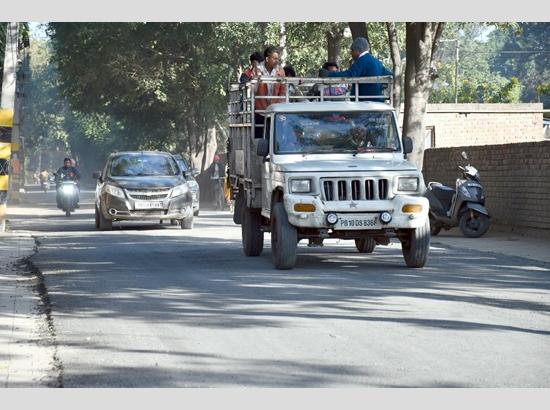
(399, 103, 545, 148)
(423, 141, 550, 235)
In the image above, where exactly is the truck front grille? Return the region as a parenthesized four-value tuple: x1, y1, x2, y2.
(322, 178, 390, 201)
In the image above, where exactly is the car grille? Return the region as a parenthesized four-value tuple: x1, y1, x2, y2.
(322, 178, 390, 201)
(125, 188, 170, 201)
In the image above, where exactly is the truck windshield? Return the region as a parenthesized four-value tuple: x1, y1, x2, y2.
(110, 154, 179, 177)
(274, 111, 400, 155)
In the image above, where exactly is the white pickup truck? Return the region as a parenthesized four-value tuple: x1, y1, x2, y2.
(227, 76, 430, 269)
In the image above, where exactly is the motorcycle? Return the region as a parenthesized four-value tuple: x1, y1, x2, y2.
(55, 174, 79, 217)
(41, 179, 49, 192)
(425, 151, 490, 238)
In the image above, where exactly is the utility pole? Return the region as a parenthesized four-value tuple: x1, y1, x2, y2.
(0, 22, 19, 232)
(454, 39, 460, 104)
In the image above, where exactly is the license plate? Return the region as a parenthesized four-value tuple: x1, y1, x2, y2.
(134, 201, 164, 210)
(334, 214, 381, 230)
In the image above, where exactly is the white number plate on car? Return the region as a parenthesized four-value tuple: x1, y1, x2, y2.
(334, 214, 381, 230)
(134, 201, 164, 210)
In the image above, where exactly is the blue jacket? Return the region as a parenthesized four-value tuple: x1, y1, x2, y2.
(328, 53, 392, 101)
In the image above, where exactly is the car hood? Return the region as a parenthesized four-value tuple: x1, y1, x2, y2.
(107, 176, 184, 189)
(274, 158, 418, 173)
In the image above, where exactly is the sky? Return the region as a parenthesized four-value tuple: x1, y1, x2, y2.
(28, 22, 49, 40)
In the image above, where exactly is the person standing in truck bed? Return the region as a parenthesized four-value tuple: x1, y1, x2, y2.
(254, 46, 286, 137)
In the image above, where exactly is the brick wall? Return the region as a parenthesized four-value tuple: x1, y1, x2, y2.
(399, 103, 545, 148)
(423, 141, 550, 235)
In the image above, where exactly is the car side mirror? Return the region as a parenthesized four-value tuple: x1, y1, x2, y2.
(257, 139, 269, 157)
(92, 171, 102, 180)
(402, 136, 413, 155)
(461, 151, 468, 160)
(191, 168, 200, 177)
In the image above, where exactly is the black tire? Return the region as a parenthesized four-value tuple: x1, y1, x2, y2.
(170, 219, 178, 226)
(429, 214, 441, 236)
(459, 211, 490, 238)
(400, 220, 430, 268)
(98, 206, 113, 231)
(95, 205, 100, 229)
(181, 216, 194, 230)
(271, 202, 298, 270)
(233, 190, 244, 225)
(65, 209, 71, 217)
(355, 238, 376, 253)
(194, 210, 199, 217)
(242, 207, 263, 256)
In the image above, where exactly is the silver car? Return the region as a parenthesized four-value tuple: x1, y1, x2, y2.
(93, 151, 194, 230)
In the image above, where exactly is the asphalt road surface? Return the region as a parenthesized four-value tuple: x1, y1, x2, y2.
(9, 189, 550, 387)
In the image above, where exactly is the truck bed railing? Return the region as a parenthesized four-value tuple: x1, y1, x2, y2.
(228, 76, 393, 127)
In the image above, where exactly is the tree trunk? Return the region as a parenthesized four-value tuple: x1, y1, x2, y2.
(326, 26, 343, 65)
(402, 22, 445, 169)
(279, 22, 287, 66)
(348, 22, 369, 43)
(386, 22, 403, 118)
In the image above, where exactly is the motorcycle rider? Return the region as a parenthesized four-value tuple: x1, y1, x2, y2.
(55, 157, 81, 208)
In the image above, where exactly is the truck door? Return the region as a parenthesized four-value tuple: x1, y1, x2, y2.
(261, 115, 273, 216)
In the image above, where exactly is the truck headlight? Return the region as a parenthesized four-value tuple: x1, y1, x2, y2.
(290, 179, 311, 193)
(171, 184, 189, 198)
(105, 184, 125, 199)
(397, 177, 419, 192)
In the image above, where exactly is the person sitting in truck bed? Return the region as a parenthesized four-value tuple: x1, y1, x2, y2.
(240, 51, 263, 83)
(309, 62, 348, 99)
(320, 37, 392, 102)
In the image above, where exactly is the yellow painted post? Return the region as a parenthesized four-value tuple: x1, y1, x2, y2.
(0, 109, 13, 231)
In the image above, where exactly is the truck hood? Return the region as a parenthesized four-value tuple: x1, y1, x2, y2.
(274, 158, 418, 173)
(107, 176, 184, 189)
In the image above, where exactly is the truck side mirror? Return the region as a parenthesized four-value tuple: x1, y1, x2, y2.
(402, 136, 413, 155)
(257, 139, 269, 157)
(461, 151, 468, 160)
(92, 171, 102, 180)
(191, 168, 200, 177)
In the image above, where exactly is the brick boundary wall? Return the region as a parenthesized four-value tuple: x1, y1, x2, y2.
(399, 103, 545, 148)
(423, 141, 550, 237)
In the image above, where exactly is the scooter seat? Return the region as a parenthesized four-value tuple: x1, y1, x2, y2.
(428, 183, 455, 209)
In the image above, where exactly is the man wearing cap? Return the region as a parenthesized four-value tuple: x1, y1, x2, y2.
(321, 37, 392, 101)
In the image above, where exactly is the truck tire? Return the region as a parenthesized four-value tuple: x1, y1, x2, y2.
(271, 202, 298, 270)
(242, 207, 263, 256)
(233, 190, 244, 225)
(98, 206, 113, 231)
(400, 220, 430, 268)
(355, 238, 376, 253)
(429, 214, 441, 236)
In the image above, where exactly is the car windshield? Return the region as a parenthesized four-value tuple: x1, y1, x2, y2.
(274, 111, 400, 154)
(110, 154, 179, 177)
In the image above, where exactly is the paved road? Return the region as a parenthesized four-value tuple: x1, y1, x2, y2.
(8, 189, 550, 387)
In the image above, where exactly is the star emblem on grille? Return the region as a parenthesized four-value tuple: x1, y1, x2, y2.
(349, 201, 358, 209)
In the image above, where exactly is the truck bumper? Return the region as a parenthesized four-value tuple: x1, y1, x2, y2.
(283, 194, 429, 230)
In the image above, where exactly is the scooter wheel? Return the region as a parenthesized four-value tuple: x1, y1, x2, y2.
(429, 215, 441, 236)
(459, 211, 490, 238)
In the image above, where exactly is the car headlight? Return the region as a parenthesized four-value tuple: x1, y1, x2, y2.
(397, 177, 419, 192)
(105, 184, 125, 199)
(171, 184, 189, 198)
(290, 179, 311, 193)
(187, 180, 199, 192)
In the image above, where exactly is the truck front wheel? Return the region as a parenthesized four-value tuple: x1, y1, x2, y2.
(271, 202, 298, 270)
(355, 238, 376, 253)
(242, 207, 263, 256)
(400, 220, 430, 268)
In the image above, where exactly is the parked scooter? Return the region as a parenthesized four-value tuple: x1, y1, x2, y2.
(425, 151, 490, 238)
